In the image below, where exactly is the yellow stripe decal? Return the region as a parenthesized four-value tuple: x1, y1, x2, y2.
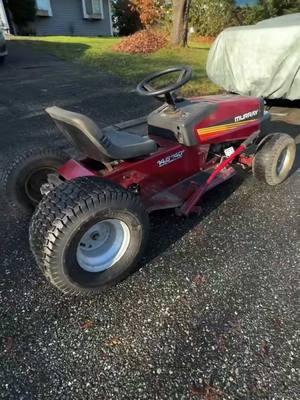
(197, 119, 257, 136)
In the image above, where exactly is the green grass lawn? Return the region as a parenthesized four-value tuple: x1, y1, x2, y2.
(15, 36, 219, 96)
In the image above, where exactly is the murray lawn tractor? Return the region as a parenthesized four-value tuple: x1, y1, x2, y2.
(3, 66, 296, 296)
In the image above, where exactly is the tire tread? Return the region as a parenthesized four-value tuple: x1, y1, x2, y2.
(29, 177, 148, 296)
(253, 133, 296, 185)
(0, 144, 69, 215)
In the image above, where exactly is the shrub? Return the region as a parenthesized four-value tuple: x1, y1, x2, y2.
(7, 0, 36, 27)
(189, 0, 237, 37)
(113, 0, 141, 36)
(239, 0, 300, 26)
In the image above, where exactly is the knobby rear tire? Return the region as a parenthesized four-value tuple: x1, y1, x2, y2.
(29, 177, 149, 296)
(0, 144, 69, 216)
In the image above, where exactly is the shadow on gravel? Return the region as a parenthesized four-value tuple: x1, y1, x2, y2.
(0, 173, 245, 289)
(142, 175, 245, 265)
(14, 40, 90, 65)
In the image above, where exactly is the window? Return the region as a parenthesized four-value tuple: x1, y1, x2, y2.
(82, 0, 104, 19)
(92, 0, 102, 14)
(36, 0, 53, 17)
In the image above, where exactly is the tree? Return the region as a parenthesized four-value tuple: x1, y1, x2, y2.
(7, 0, 36, 27)
(260, 0, 300, 17)
(131, 0, 165, 27)
(113, 0, 141, 36)
(241, 0, 300, 25)
(171, 0, 191, 47)
(189, 0, 236, 37)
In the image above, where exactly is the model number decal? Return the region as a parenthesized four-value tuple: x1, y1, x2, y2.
(157, 150, 185, 168)
(235, 109, 259, 122)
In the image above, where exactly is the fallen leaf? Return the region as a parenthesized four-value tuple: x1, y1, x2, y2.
(192, 274, 206, 285)
(191, 384, 204, 396)
(79, 320, 95, 330)
(204, 385, 224, 400)
(217, 334, 226, 352)
(260, 339, 269, 356)
(3, 336, 13, 353)
(191, 382, 224, 399)
(180, 294, 189, 305)
(104, 336, 124, 347)
(197, 35, 216, 44)
(114, 29, 167, 54)
(272, 318, 283, 331)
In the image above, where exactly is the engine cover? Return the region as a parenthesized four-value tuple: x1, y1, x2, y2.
(194, 95, 264, 145)
(148, 95, 264, 146)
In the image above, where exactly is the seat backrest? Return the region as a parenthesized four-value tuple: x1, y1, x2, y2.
(46, 106, 112, 162)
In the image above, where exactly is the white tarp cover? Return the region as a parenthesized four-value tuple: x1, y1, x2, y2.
(206, 14, 300, 100)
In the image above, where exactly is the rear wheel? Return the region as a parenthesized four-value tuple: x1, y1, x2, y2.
(29, 177, 149, 296)
(0, 144, 69, 215)
(253, 133, 296, 185)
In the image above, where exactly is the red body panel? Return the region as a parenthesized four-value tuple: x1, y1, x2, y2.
(58, 137, 215, 210)
(58, 95, 261, 213)
(193, 95, 262, 144)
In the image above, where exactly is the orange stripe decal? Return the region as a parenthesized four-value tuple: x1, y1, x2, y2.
(197, 119, 257, 136)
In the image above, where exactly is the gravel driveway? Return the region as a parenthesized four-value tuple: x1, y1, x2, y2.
(0, 41, 299, 400)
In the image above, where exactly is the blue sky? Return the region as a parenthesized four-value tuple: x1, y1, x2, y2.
(236, 0, 258, 4)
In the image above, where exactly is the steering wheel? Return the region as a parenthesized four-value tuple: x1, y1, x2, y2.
(136, 66, 192, 108)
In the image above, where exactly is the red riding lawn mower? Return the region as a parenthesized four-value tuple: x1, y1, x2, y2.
(3, 66, 296, 296)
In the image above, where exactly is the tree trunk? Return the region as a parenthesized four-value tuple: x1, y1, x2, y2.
(171, 0, 191, 47)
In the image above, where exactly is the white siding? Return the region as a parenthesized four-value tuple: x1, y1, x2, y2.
(34, 0, 112, 36)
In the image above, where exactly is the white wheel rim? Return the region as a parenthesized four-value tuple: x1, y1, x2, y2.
(76, 219, 130, 273)
(276, 146, 291, 177)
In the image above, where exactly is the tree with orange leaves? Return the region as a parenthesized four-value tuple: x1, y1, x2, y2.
(131, 0, 191, 47)
(130, 0, 165, 28)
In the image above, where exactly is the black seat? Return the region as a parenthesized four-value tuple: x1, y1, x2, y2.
(46, 107, 157, 162)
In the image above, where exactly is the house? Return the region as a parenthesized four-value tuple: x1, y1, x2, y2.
(0, 0, 113, 36)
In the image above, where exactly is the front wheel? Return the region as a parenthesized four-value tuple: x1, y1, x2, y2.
(29, 177, 149, 296)
(253, 133, 296, 185)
